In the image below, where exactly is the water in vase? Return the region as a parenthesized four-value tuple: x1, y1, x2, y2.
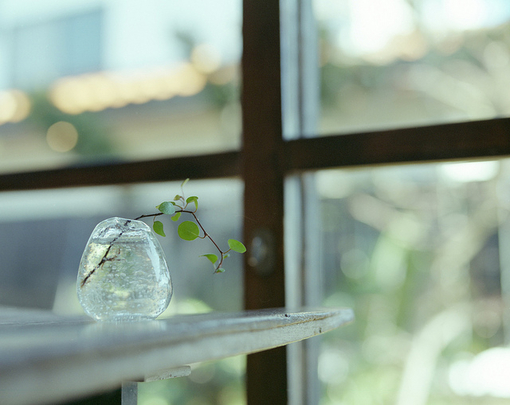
(77, 217, 172, 322)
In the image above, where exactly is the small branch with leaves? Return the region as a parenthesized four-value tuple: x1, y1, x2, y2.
(135, 178, 246, 273)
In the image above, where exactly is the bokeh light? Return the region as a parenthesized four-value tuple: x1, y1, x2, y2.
(49, 64, 208, 115)
(0, 89, 31, 124)
(46, 121, 79, 152)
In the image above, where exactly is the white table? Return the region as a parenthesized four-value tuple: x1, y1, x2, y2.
(0, 306, 353, 405)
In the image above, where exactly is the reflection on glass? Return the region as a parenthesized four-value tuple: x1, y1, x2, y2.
(316, 159, 510, 404)
(314, 0, 510, 135)
(0, 0, 241, 173)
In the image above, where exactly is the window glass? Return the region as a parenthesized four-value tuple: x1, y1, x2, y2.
(0, 0, 241, 173)
(0, 179, 243, 312)
(315, 0, 510, 135)
(0, 178, 244, 403)
(139, 355, 246, 405)
(316, 159, 510, 403)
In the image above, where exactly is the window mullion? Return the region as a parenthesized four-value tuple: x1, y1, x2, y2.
(242, 0, 287, 404)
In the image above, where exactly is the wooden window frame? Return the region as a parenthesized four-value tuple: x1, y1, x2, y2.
(1, 0, 510, 403)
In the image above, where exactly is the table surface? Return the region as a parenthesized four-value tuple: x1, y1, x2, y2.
(0, 306, 354, 405)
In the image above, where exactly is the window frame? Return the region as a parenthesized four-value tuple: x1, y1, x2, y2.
(1, 0, 510, 404)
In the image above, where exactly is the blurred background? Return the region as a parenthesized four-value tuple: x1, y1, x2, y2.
(315, 0, 510, 403)
(2, 0, 510, 404)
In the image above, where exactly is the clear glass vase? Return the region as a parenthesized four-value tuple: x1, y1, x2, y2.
(77, 217, 172, 322)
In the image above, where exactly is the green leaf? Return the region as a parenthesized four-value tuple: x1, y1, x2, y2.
(181, 178, 190, 189)
(157, 201, 176, 215)
(178, 221, 200, 241)
(153, 221, 166, 237)
(228, 239, 246, 253)
(200, 254, 218, 264)
(186, 196, 198, 209)
(171, 212, 181, 222)
(215, 268, 225, 273)
(173, 194, 182, 201)
(223, 253, 230, 259)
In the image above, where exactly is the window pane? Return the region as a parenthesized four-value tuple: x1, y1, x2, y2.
(0, 179, 243, 312)
(315, 0, 510, 135)
(0, 178, 244, 403)
(0, 0, 241, 173)
(316, 159, 510, 403)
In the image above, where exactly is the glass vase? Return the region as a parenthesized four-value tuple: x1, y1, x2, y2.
(77, 217, 172, 322)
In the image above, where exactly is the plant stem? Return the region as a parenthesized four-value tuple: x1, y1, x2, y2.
(134, 213, 164, 220)
(80, 219, 132, 288)
(134, 210, 227, 272)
